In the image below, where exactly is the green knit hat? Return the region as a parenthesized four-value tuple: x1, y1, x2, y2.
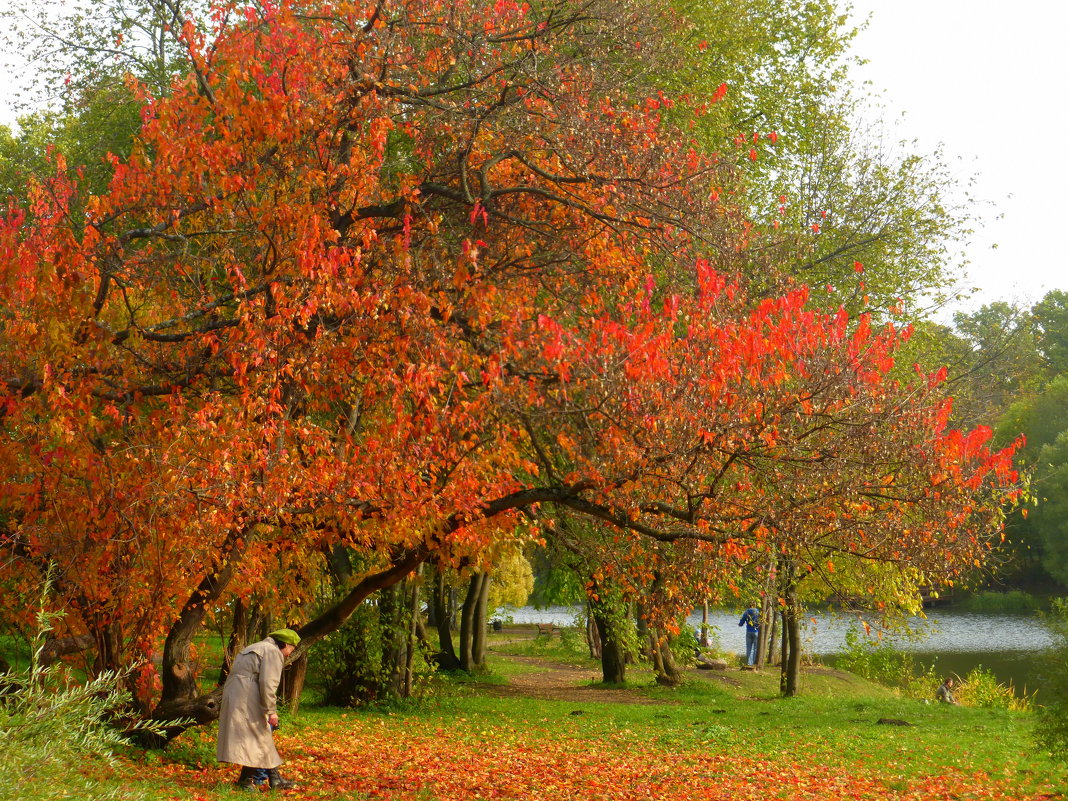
(268, 628, 301, 646)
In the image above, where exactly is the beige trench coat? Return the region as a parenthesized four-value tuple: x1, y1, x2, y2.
(216, 638, 284, 768)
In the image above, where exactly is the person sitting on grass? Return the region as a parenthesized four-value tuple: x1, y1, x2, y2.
(217, 628, 301, 791)
(936, 676, 959, 705)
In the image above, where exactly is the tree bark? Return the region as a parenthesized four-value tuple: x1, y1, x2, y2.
(297, 545, 428, 646)
(219, 598, 267, 685)
(784, 591, 802, 696)
(766, 605, 779, 665)
(38, 634, 95, 666)
(755, 594, 773, 670)
(779, 608, 790, 694)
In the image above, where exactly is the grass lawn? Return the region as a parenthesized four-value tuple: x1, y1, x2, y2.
(4, 637, 1065, 800)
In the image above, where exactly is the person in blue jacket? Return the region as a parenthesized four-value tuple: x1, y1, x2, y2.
(738, 605, 761, 666)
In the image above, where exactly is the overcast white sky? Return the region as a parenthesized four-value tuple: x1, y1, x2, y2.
(846, 0, 1068, 316)
(1, 1, 1065, 317)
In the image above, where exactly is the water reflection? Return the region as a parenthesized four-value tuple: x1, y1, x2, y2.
(498, 605, 1054, 655)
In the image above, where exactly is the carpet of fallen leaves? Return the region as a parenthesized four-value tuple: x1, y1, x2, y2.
(134, 719, 1058, 801)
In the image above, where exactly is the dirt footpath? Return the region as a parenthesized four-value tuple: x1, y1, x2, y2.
(479, 654, 661, 704)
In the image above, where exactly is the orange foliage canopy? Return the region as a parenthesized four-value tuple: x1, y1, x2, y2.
(0, 0, 1019, 707)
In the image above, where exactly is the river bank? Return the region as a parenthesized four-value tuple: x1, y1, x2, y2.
(497, 604, 1054, 698)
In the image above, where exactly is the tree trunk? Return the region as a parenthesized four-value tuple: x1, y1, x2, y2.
(281, 651, 308, 712)
(766, 605, 779, 665)
(648, 627, 682, 687)
(155, 528, 246, 721)
(472, 570, 490, 669)
(784, 597, 802, 697)
(755, 595, 773, 670)
(589, 599, 626, 684)
(586, 606, 602, 659)
(404, 570, 420, 698)
(779, 563, 802, 697)
(779, 607, 790, 694)
(458, 572, 483, 672)
(379, 582, 409, 698)
(219, 598, 268, 685)
(431, 567, 460, 670)
(38, 634, 95, 667)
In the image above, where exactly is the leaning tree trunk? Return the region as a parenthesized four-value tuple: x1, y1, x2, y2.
(281, 651, 308, 712)
(151, 528, 247, 738)
(151, 545, 429, 742)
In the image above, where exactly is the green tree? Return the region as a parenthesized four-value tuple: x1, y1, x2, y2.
(665, 1, 972, 314)
(1032, 289, 1068, 378)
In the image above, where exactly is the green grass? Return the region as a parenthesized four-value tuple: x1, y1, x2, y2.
(3, 633, 1066, 800)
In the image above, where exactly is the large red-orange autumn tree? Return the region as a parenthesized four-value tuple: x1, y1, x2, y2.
(0, 0, 1019, 723)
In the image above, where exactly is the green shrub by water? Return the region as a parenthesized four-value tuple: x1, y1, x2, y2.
(835, 626, 936, 697)
(835, 625, 1027, 709)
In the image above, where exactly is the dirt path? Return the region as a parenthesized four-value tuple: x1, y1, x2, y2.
(479, 653, 661, 705)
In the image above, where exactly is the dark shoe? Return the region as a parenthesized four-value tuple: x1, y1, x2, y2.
(237, 776, 265, 792)
(267, 768, 297, 790)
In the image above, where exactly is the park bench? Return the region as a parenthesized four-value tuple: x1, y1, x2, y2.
(536, 622, 557, 637)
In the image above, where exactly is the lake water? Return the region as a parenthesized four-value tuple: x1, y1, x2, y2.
(498, 605, 1055, 698)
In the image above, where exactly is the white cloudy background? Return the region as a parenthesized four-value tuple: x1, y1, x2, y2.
(847, 0, 1068, 313)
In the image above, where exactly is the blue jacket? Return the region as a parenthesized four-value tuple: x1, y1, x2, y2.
(739, 608, 760, 634)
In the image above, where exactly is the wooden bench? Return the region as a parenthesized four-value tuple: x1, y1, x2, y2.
(536, 622, 557, 637)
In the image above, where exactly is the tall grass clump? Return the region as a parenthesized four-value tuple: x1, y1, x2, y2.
(955, 666, 1031, 711)
(0, 578, 172, 801)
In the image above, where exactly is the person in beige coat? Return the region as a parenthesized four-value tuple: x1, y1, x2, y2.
(217, 628, 300, 790)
